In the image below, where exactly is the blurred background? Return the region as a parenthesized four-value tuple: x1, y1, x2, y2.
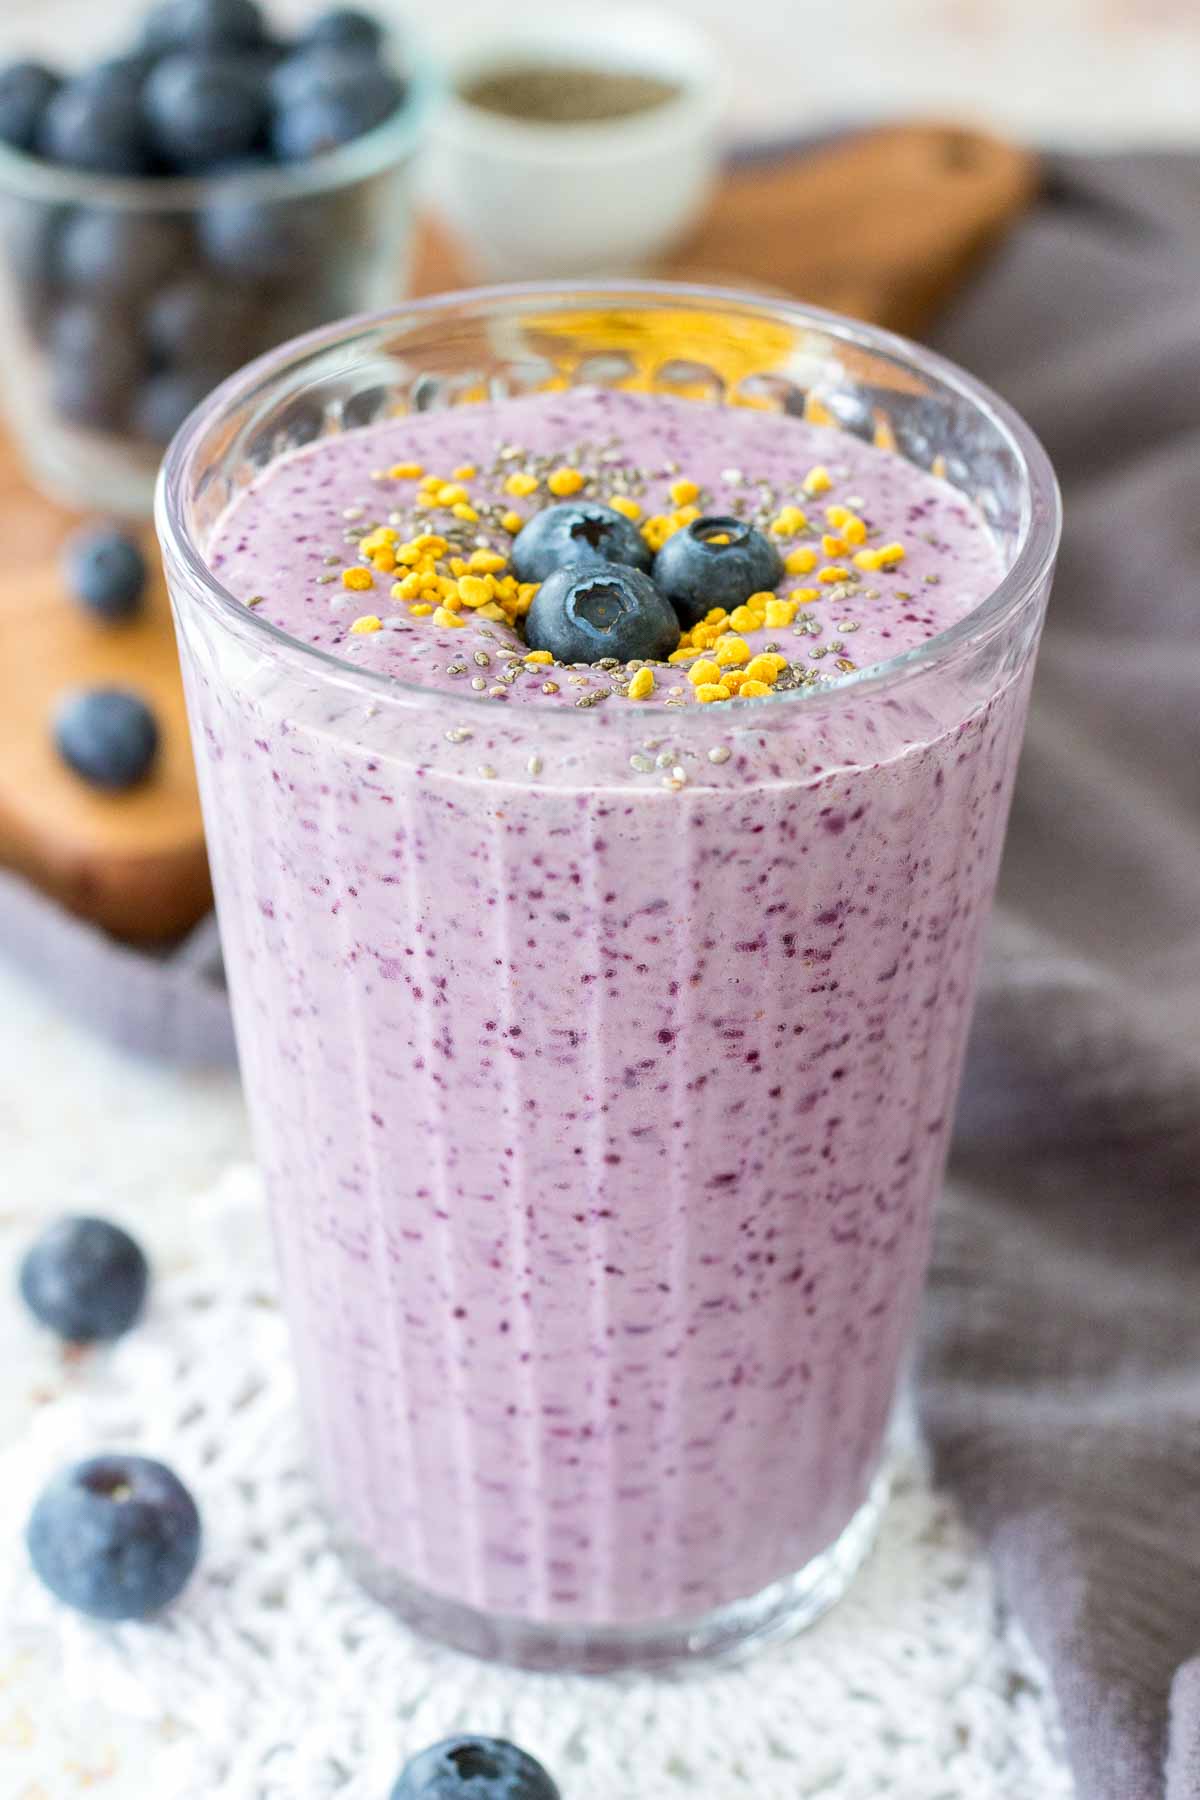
(5, 0, 1200, 146)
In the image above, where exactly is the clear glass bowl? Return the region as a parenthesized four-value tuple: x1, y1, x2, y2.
(159, 283, 1060, 1671)
(0, 5, 437, 516)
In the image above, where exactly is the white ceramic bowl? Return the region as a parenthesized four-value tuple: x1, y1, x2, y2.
(427, 5, 725, 281)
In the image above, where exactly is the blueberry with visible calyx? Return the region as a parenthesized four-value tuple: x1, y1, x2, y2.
(19, 1215, 149, 1341)
(198, 192, 324, 279)
(27, 1454, 200, 1621)
(50, 309, 142, 432)
(142, 0, 267, 54)
(302, 9, 385, 56)
(134, 365, 225, 445)
(145, 276, 255, 372)
(511, 502, 651, 585)
(652, 515, 784, 628)
(58, 209, 188, 299)
(524, 561, 679, 666)
(37, 78, 148, 176)
(65, 525, 148, 624)
(54, 688, 160, 790)
(144, 53, 266, 171)
(270, 49, 404, 161)
(0, 62, 61, 153)
(391, 1735, 561, 1800)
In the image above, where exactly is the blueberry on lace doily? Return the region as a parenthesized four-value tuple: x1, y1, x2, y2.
(0, 1168, 1070, 1800)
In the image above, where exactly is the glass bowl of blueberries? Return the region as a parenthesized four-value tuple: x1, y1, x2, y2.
(0, 0, 436, 514)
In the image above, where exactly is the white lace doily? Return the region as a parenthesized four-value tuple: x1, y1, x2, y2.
(0, 1168, 1071, 1800)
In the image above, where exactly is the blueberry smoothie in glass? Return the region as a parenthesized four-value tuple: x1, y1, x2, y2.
(159, 286, 1059, 1670)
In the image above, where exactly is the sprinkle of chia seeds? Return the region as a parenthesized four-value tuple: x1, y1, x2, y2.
(478, 764, 497, 779)
(446, 663, 468, 677)
(541, 681, 559, 694)
(575, 691, 608, 708)
(489, 685, 508, 698)
(708, 744, 731, 764)
(473, 650, 491, 668)
(835, 657, 857, 672)
(445, 726, 472, 744)
(629, 752, 654, 773)
(838, 619, 861, 632)
(470, 676, 486, 691)
(527, 754, 543, 777)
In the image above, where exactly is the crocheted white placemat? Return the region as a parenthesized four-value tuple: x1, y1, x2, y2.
(0, 1167, 1072, 1800)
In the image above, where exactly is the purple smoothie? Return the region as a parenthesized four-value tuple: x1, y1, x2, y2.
(183, 389, 1028, 1637)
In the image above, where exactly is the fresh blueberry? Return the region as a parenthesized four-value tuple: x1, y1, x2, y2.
(143, 53, 266, 171)
(511, 502, 651, 585)
(54, 688, 160, 790)
(37, 77, 149, 176)
(58, 209, 188, 298)
(270, 49, 403, 161)
(145, 276, 256, 372)
(27, 1454, 200, 1621)
(133, 365, 225, 445)
(652, 515, 784, 628)
(64, 524, 148, 624)
(141, 0, 267, 54)
(301, 9, 386, 56)
(72, 57, 155, 106)
(391, 1736, 561, 1800)
(198, 192, 325, 279)
(50, 309, 142, 432)
(524, 561, 679, 666)
(0, 62, 62, 153)
(19, 1215, 149, 1341)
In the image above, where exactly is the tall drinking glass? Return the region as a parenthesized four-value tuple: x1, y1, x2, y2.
(157, 284, 1060, 1672)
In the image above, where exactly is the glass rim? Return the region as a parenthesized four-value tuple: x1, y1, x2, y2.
(156, 278, 1062, 721)
(0, 48, 439, 211)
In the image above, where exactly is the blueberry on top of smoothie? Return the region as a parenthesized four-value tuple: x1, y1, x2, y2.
(653, 515, 784, 627)
(524, 562, 680, 666)
(511, 501, 652, 585)
(391, 1735, 561, 1800)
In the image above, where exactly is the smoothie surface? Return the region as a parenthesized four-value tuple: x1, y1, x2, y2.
(209, 389, 1004, 710)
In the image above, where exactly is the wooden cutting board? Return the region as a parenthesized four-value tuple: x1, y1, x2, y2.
(0, 124, 1036, 942)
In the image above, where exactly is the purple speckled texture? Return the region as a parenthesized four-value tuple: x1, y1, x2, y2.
(210, 390, 1001, 704)
(179, 389, 1033, 1630)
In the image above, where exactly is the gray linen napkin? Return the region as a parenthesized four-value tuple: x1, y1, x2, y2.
(924, 152, 1200, 1800)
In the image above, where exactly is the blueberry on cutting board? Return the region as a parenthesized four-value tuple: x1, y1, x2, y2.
(27, 1454, 201, 1620)
(55, 688, 160, 790)
(20, 1215, 149, 1341)
(391, 1736, 561, 1800)
(0, 555, 209, 940)
(65, 524, 148, 623)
